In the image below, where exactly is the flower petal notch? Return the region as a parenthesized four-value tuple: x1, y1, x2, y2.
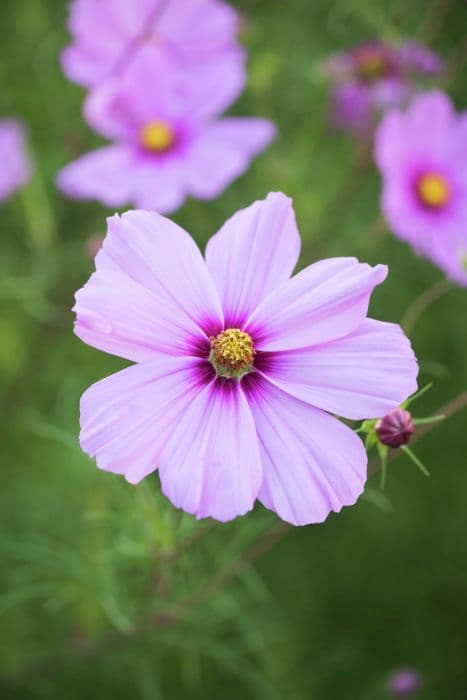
(75, 193, 418, 526)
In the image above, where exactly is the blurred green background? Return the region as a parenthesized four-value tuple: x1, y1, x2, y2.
(1, 0, 466, 698)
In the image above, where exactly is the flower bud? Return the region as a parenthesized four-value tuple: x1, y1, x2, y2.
(375, 408, 414, 448)
(387, 668, 422, 696)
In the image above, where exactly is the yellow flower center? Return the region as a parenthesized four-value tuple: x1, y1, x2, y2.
(355, 49, 390, 81)
(140, 120, 175, 152)
(210, 329, 255, 378)
(416, 173, 450, 209)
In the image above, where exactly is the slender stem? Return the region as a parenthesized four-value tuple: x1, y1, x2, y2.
(156, 522, 290, 625)
(1, 523, 290, 689)
(400, 445, 430, 476)
(303, 141, 373, 261)
(18, 158, 56, 252)
(5, 391, 466, 688)
(401, 278, 453, 334)
(413, 415, 445, 426)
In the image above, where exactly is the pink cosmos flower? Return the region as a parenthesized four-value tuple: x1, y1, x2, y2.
(75, 193, 418, 525)
(323, 40, 442, 135)
(57, 47, 274, 213)
(375, 91, 467, 286)
(61, 0, 245, 89)
(0, 120, 32, 202)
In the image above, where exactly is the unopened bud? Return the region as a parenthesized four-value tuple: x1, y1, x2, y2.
(376, 408, 414, 448)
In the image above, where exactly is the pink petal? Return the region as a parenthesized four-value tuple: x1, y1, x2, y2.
(419, 223, 467, 287)
(0, 120, 32, 201)
(246, 258, 388, 351)
(159, 379, 262, 522)
(374, 110, 409, 172)
(260, 319, 418, 419)
(375, 92, 455, 173)
(125, 154, 187, 214)
(58, 142, 187, 213)
(406, 91, 454, 158)
(61, 0, 242, 88)
(180, 53, 246, 122)
(84, 42, 245, 137)
(205, 192, 300, 326)
(61, 0, 166, 87)
(182, 118, 276, 201)
(94, 46, 189, 127)
(244, 375, 367, 526)
(57, 145, 135, 207)
(80, 356, 209, 484)
(74, 209, 223, 361)
(158, 0, 240, 62)
(83, 80, 140, 141)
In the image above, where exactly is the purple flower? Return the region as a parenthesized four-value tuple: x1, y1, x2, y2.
(324, 40, 442, 134)
(375, 91, 467, 286)
(376, 408, 415, 448)
(61, 0, 245, 89)
(387, 668, 423, 696)
(75, 193, 418, 525)
(0, 120, 32, 202)
(57, 47, 274, 213)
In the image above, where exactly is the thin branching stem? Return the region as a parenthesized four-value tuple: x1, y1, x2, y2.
(401, 278, 453, 334)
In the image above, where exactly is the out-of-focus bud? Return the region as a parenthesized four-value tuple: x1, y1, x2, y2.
(376, 407, 415, 448)
(387, 667, 423, 696)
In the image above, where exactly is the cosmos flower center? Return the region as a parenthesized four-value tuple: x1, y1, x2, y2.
(140, 120, 175, 152)
(354, 48, 391, 81)
(210, 328, 255, 378)
(416, 173, 450, 209)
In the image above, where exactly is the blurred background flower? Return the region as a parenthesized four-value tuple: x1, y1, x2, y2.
(387, 667, 423, 696)
(0, 120, 32, 202)
(322, 39, 442, 136)
(57, 46, 274, 212)
(375, 91, 467, 286)
(61, 0, 246, 88)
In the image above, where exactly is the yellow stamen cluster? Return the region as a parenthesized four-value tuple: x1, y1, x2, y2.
(210, 328, 255, 377)
(416, 173, 450, 209)
(140, 120, 175, 152)
(355, 49, 389, 81)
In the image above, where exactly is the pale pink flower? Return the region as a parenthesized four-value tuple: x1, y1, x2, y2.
(58, 47, 274, 213)
(75, 193, 418, 525)
(375, 91, 467, 286)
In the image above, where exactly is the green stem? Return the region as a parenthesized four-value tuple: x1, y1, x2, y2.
(413, 415, 445, 426)
(18, 150, 56, 252)
(400, 445, 430, 477)
(401, 279, 453, 335)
